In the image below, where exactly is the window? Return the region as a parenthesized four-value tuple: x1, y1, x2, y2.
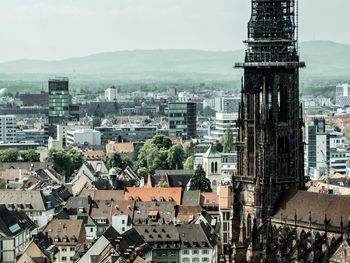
(183, 250, 189, 255)
(122, 227, 125, 232)
(122, 220, 125, 224)
(183, 258, 190, 263)
(192, 258, 200, 262)
(202, 258, 209, 262)
(62, 248, 67, 252)
(62, 257, 67, 261)
(192, 250, 199, 255)
(70, 257, 74, 261)
(90, 228, 94, 232)
(70, 247, 75, 252)
(202, 250, 209, 254)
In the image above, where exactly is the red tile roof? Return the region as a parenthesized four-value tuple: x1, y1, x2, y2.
(124, 187, 182, 205)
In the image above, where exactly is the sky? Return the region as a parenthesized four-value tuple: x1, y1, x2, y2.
(0, 0, 349, 62)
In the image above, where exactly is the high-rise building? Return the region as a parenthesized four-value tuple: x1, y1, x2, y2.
(336, 83, 350, 107)
(306, 118, 326, 170)
(233, 0, 305, 259)
(48, 77, 70, 124)
(0, 115, 16, 144)
(105, 86, 118, 101)
(168, 102, 197, 139)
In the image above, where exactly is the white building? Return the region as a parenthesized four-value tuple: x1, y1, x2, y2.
(206, 112, 238, 142)
(66, 129, 101, 146)
(112, 214, 132, 234)
(0, 115, 16, 144)
(104, 86, 118, 101)
(336, 83, 350, 107)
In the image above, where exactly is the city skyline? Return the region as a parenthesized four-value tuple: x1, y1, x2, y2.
(0, 0, 349, 62)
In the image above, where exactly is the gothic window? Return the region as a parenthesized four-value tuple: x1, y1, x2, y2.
(214, 162, 218, 173)
(211, 162, 214, 174)
(247, 214, 252, 238)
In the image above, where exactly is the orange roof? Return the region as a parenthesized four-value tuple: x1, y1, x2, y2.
(331, 173, 346, 179)
(124, 187, 182, 205)
(200, 192, 219, 206)
(106, 142, 135, 154)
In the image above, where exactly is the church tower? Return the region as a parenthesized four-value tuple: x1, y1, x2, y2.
(233, 0, 305, 257)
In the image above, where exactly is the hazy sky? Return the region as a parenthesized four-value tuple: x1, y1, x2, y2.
(0, 0, 349, 62)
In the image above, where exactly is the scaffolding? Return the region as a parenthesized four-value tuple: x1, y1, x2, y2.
(238, 0, 301, 65)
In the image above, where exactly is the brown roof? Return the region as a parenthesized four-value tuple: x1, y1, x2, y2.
(43, 219, 85, 245)
(82, 150, 106, 160)
(91, 200, 115, 222)
(177, 205, 202, 223)
(91, 199, 135, 222)
(79, 189, 124, 201)
(125, 187, 182, 205)
(273, 190, 350, 228)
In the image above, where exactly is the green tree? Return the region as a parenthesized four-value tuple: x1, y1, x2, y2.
(183, 141, 193, 158)
(108, 152, 124, 169)
(150, 135, 172, 150)
(215, 141, 223, 153)
(136, 136, 171, 174)
(183, 155, 194, 170)
(108, 152, 133, 170)
(21, 149, 40, 162)
(222, 128, 234, 153)
(0, 149, 19, 162)
(155, 180, 170, 188)
(46, 149, 83, 180)
(189, 165, 212, 192)
(167, 144, 185, 170)
(137, 167, 148, 178)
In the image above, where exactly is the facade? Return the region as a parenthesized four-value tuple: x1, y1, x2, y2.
(66, 129, 101, 146)
(16, 128, 47, 146)
(20, 92, 49, 107)
(0, 190, 57, 228)
(168, 102, 197, 139)
(214, 96, 240, 113)
(330, 148, 350, 175)
(0, 205, 36, 263)
(43, 219, 85, 263)
(48, 77, 70, 124)
(0, 115, 16, 144)
(233, 0, 305, 261)
(105, 86, 118, 101)
(336, 83, 350, 107)
(96, 125, 157, 145)
(202, 145, 222, 191)
(207, 112, 238, 142)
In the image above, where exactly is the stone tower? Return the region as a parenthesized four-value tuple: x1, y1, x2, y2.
(233, 0, 305, 259)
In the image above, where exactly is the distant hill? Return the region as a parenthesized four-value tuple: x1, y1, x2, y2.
(0, 41, 350, 84)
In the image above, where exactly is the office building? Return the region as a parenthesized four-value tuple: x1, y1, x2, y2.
(48, 77, 70, 124)
(66, 129, 101, 146)
(214, 97, 240, 113)
(336, 83, 350, 107)
(168, 102, 197, 139)
(0, 115, 16, 144)
(208, 112, 238, 142)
